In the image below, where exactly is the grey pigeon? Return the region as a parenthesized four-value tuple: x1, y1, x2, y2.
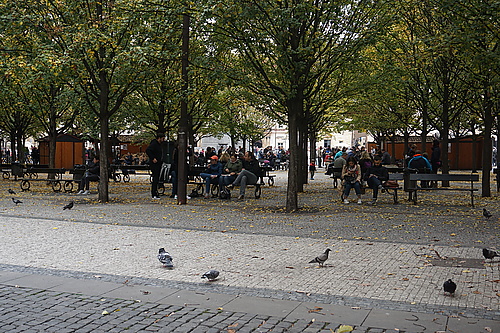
(12, 198, 22, 205)
(63, 201, 74, 210)
(309, 248, 331, 267)
(8, 189, 15, 195)
(483, 208, 492, 219)
(201, 270, 219, 281)
(157, 248, 173, 267)
(443, 279, 457, 295)
(483, 248, 499, 261)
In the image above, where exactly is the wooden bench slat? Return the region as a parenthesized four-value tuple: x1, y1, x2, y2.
(409, 174, 479, 181)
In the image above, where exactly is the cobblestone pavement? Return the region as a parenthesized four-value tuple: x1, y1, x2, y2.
(1, 171, 499, 332)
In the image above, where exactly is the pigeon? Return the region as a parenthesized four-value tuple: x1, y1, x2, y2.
(63, 201, 74, 210)
(309, 248, 331, 267)
(483, 248, 499, 261)
(443, 279, 457, 295)
(8, 189, 15, 195)
(157, 248, 173, 267)
(201, 270, 219, 281)
(12, 198, 22, 205)
(483, 208, 492, 219)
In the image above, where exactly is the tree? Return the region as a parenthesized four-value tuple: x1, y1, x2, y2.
(209, 0, 386, 211)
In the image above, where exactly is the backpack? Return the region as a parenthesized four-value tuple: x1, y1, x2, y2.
(220, 187, 231, 199)
(189, 188, 201, 198)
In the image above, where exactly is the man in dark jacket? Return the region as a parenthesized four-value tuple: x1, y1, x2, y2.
(227, 151, 261, 200)
(146, 133, 165, 199)
(78, 156, 100, 194)
(364, 156, 389, 205)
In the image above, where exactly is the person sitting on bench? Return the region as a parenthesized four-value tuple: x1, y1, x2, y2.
(78, 156, 100, 195)
(227, 151, 261, 200)
(364, 156, 389, 205)
(408, 150, 432, 187)
(200, 155, 223, 199)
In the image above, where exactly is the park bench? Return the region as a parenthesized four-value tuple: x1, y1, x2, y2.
(19, 168, 67, 192)
(111, 164, 151, 182)
(259, 165, 276, 186)
(406, 173, 479, 207)
(1, 163, 11, 179)
(363, 173, 404, 204)
(328, 165, 404, 204)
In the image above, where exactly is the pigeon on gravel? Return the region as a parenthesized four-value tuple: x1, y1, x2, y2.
(8, 189, 15, 195)
(483, 248, 499, 261)
(201, 270, 219, 281)
(309, 248, 331, 267)
(443, 279, 457, 296)
(12, 198, 22, 205)
(483, 208, 493, 219)
(157, 248, 173, 267)
(63, 201, 74, 210)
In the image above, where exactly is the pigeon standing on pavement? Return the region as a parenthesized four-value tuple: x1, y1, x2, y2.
(483, 208, 493, 219)
(12, 198, 22, 205)
(63, 201, 74, 210)
(8, 189, 15, 195)
(309, 248, 332, 267)
(443, 279, 457, 296)
(157, 248, 173, 267)
(201, 270, 219, 281)
(483, 248, 499, 261)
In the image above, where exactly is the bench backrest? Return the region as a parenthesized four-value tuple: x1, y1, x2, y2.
(26, 168, 66, 174)
(389, 173, 404, 180)
(409, 174, 479, 181)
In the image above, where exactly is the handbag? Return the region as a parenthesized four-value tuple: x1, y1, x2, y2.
(220, 187, 231, 199)
(344, 175, 356, 184)
(383, 180, 399, 188)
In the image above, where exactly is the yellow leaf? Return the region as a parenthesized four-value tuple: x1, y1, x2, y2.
(336, 325, 354, 333)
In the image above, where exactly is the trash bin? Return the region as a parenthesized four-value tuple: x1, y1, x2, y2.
(11, 162, 23, 179)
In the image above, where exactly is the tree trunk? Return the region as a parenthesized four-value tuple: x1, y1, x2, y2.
(16, 135, 24, 163)
(98, 116, 110, 202)
(481, 88, 493, 197)
(286, 96, 301, 212)
(10, 132, 16, 162)
(298, 120, 307, 191)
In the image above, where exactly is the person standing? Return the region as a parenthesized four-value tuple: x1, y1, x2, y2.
(317, 147, 323, 168)
(31, 146, 40, 164)
(309, 161, 316, 180)
(146, 133, 165, 199)
(430, 139, 442, 188)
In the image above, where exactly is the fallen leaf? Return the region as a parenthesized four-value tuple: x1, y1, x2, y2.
(336, 324, 354, 333)
(308, 307, 323, 313)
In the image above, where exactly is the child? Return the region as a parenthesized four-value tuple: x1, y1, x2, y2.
(309, 161, 316, 180)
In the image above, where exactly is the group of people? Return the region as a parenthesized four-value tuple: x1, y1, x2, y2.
(146, 133, 263, 201)
(336, 154, 389, 205)
(332, 140, 442, 205)
(200, 151, 261, 200)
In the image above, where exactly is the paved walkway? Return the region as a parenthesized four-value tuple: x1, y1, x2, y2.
(1, 170, 499, 332)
